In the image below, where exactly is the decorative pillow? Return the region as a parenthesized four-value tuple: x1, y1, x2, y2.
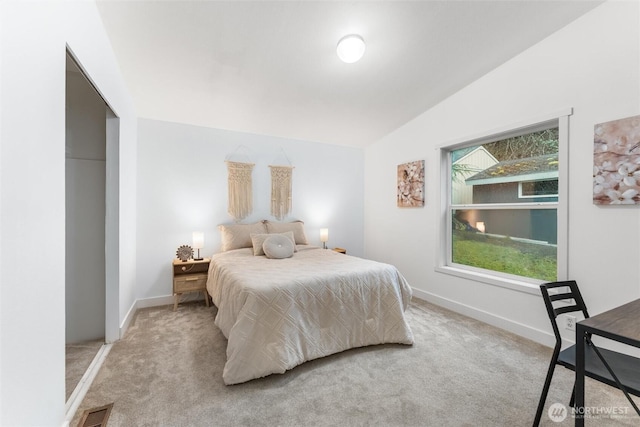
(263, 234, 295, 259)
(218, 221, 267, 252)
(264, 220, 309, 245)
(250, 231, 296, 256)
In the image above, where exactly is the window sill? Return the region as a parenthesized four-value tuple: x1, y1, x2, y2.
(435, 265, 543, 296)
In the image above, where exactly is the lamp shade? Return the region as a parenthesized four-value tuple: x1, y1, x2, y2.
(320, 228, 329, 243)
(336, 34, 366, 63)
(192, 232, 204, 249)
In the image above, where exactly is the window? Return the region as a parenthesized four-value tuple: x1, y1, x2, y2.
(519, 180, 559, 198)
(439, 112, 570, 287)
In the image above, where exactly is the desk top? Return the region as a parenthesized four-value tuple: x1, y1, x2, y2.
(578, 298, 640, 347)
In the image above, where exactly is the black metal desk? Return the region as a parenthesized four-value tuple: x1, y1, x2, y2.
(575, 298, 640, 426)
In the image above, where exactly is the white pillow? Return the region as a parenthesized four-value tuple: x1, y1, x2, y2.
(264, 220, 309, 245)
(219, 221, 267, 252)
(263, 234, 294, 259)
(250, 231, 296, 256)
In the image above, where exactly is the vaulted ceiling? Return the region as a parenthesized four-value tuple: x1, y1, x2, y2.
(96, 0, 602, 147)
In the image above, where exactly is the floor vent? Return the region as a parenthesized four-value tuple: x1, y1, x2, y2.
(77, 403, 113, 427)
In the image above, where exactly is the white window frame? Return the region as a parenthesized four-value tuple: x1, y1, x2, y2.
(436, 109, 571, 295)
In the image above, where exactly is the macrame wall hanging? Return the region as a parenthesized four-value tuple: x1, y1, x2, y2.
(269, 149, 294, 220)
(225, 146, 255, 221)
(269, 165, 293, 220)
(226, 161, 254, 221)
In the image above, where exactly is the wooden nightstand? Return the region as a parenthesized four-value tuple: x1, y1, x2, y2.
(332, 247, 347, 254)
(172, 258, 210, 311)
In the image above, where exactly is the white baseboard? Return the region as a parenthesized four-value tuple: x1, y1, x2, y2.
(64, 343, 113, 427)
(411, 287, 555, 348)
(119, 300, 137, 339)
(137, 295, 174, 309)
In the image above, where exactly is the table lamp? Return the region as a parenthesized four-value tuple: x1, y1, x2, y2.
(193, 232, 204, 260)
(320, 228, 329, 249)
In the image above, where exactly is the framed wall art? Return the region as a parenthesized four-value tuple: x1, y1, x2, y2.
(397, 160, 425, 207)
(593, 114, 640, 205)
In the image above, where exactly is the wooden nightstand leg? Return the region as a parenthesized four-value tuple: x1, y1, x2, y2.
(173, 294, 179, 311)
(203, 291, 210, 307)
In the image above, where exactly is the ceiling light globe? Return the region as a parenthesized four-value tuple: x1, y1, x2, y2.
(336, 34, 366, 64)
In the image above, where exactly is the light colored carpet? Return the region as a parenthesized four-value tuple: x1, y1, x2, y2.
(66, 339, 104, 401)
(72, 299, 638, 426)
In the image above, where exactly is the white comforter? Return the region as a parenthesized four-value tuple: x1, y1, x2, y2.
(206, 245, 414, 385)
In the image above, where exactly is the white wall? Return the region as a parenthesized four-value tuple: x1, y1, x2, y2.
(0, 1, 137, 425)
(65, 70, 106, 343)
(136, 118, 364, 302)
(364, 1, 640, 345)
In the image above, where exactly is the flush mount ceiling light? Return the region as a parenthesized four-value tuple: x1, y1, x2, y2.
(336, 34, 366, 63)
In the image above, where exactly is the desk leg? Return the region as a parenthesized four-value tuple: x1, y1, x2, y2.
(575, 324, 586, 427)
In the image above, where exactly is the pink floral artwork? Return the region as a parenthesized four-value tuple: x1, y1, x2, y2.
(397, 160, 425, 207)
(593, 115, 640, 205)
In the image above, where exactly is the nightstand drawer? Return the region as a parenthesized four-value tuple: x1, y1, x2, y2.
(173, 262, 209, 275)
(174, 274, 207, 293)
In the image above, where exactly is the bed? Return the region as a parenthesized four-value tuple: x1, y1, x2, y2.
(206, 221, 414, 385)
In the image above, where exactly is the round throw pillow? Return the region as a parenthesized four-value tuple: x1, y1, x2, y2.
(263, 234, 294, 259)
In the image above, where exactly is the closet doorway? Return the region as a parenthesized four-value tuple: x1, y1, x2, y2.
(65, 51, 117, 403)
